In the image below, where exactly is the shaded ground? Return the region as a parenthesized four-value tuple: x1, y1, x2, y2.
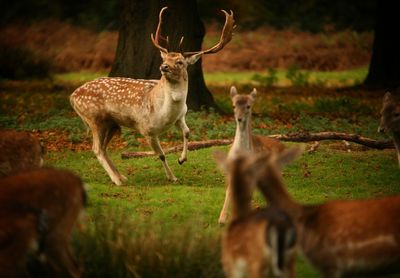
(0, 20, 372, 73)
(0, 78, 389, 153)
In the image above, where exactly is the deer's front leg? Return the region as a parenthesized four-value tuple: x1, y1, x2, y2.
(175, 117, 190, 165)
(148, 136, 178, 182)
(218, 184, 231, 225)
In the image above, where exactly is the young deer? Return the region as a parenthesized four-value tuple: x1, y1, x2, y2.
(218, 87, 285, 224)
(214, 151, 296, 278)
(0, 167, 87, 278)
(70, 7, 235, 185)
(235, 147, 400, 278)
(378, 91, 400, 167)
(0, 129, 45, 178)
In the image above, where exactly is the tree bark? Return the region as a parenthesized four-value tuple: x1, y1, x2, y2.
(364, 1, 400, 89)
(109, 0, 216, 110)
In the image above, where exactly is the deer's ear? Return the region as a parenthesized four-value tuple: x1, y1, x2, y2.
(160, 51, 167, 60)
(230, 86, 238, 99)
(250, 88, 257, 100)
(186, 53, 202, 65)
(213, 150, 229, 173)
(383, 92, 393, 104)
(275, 146, 304, 168)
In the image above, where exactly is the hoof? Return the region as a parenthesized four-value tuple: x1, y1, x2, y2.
(112, 179, 123, 186)
(169, 176, 178, 182)
(178, 158, 187, 165)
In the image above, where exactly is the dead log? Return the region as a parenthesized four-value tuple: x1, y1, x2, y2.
(121, 132, 394, 159)
(268, 132, 394, 149)
(121, 139, 232, 159)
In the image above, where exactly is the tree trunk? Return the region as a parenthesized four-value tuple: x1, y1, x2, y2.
(364, 1, 400, 89)
(109, 0, 216, 110)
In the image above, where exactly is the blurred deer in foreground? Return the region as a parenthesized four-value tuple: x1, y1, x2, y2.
(0, 130, 45, 178)
(237, 147, 400, 277)
(214, 151, 296, 278)
(218, 87, 285, 224)
(0, 168, 86, 277)
(70, 7, 235, 185)
(378, 91, 400, 167)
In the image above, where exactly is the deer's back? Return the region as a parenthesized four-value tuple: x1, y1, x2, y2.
(252, 135, 285, 153)
(70, 77, 158, 126)
(299, 196, 400, 276)
(0, 168, 86, 228)
(0, 130, 44, 178)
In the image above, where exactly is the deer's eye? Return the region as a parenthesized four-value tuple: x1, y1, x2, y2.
(394, 112, 400, 117)
(176, 60, 184, 66)
(246, 105, 251, 109)
(232, 105, 236, 109)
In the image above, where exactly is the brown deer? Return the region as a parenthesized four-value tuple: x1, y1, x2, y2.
(214, 151, 296, 278)
(232, 147, 400, 278)
(0, 167, 87, 277)
(0, 129, 45, 178)
(378, 91, 400, 167)
(218, 87, 285, 224)
(70, 7, 235, 185)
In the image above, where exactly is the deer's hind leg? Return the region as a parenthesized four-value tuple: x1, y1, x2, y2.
(90, 118, 125, 185)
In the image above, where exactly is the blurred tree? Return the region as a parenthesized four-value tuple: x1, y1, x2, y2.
(109, 0, 216, 110)
(364, 1, 400, 89)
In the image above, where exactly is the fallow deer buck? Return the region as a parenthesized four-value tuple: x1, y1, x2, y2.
(0, 129, 45, 178)
(214, 151, 296, 278)
(0, 167, 87, 277)
(70, 7, 235, 185)
(218, 87, 285, 224)
(233, 147, 400, 278)
(378, 91, 400, 167)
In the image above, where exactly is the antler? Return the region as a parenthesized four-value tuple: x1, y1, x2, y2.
(151, 6, 169, 53)
(183, 10, 235, 57)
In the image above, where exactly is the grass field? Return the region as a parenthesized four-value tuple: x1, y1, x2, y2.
(1, 69, 399, 277)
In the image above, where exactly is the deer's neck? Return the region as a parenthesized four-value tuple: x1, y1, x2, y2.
(153, 76, 188, 109)
(230, 165, 253, 220)
(230, 117, 253, 157)
(259, 167, 302, 218)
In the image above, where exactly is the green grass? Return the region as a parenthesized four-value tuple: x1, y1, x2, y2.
(54, 67, 368, 88)
(45, 145, 400, 277)
(54, 71, 108, 84)
(204, 66, 368, 87)
(1, 70, 397, 277)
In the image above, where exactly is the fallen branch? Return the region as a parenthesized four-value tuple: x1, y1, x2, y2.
(121, 139, 232, 159)
(121, 132, 394, 159)
(268, 132, 394, 150)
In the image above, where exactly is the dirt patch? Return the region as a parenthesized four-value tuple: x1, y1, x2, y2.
(0, 20, 372, 73)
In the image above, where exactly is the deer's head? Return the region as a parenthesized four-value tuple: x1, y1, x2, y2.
(230, 86, 257, 127)
(151, 7, 235, 82)
(378, 92, 400, 133)
(214, 147, 303, 204)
